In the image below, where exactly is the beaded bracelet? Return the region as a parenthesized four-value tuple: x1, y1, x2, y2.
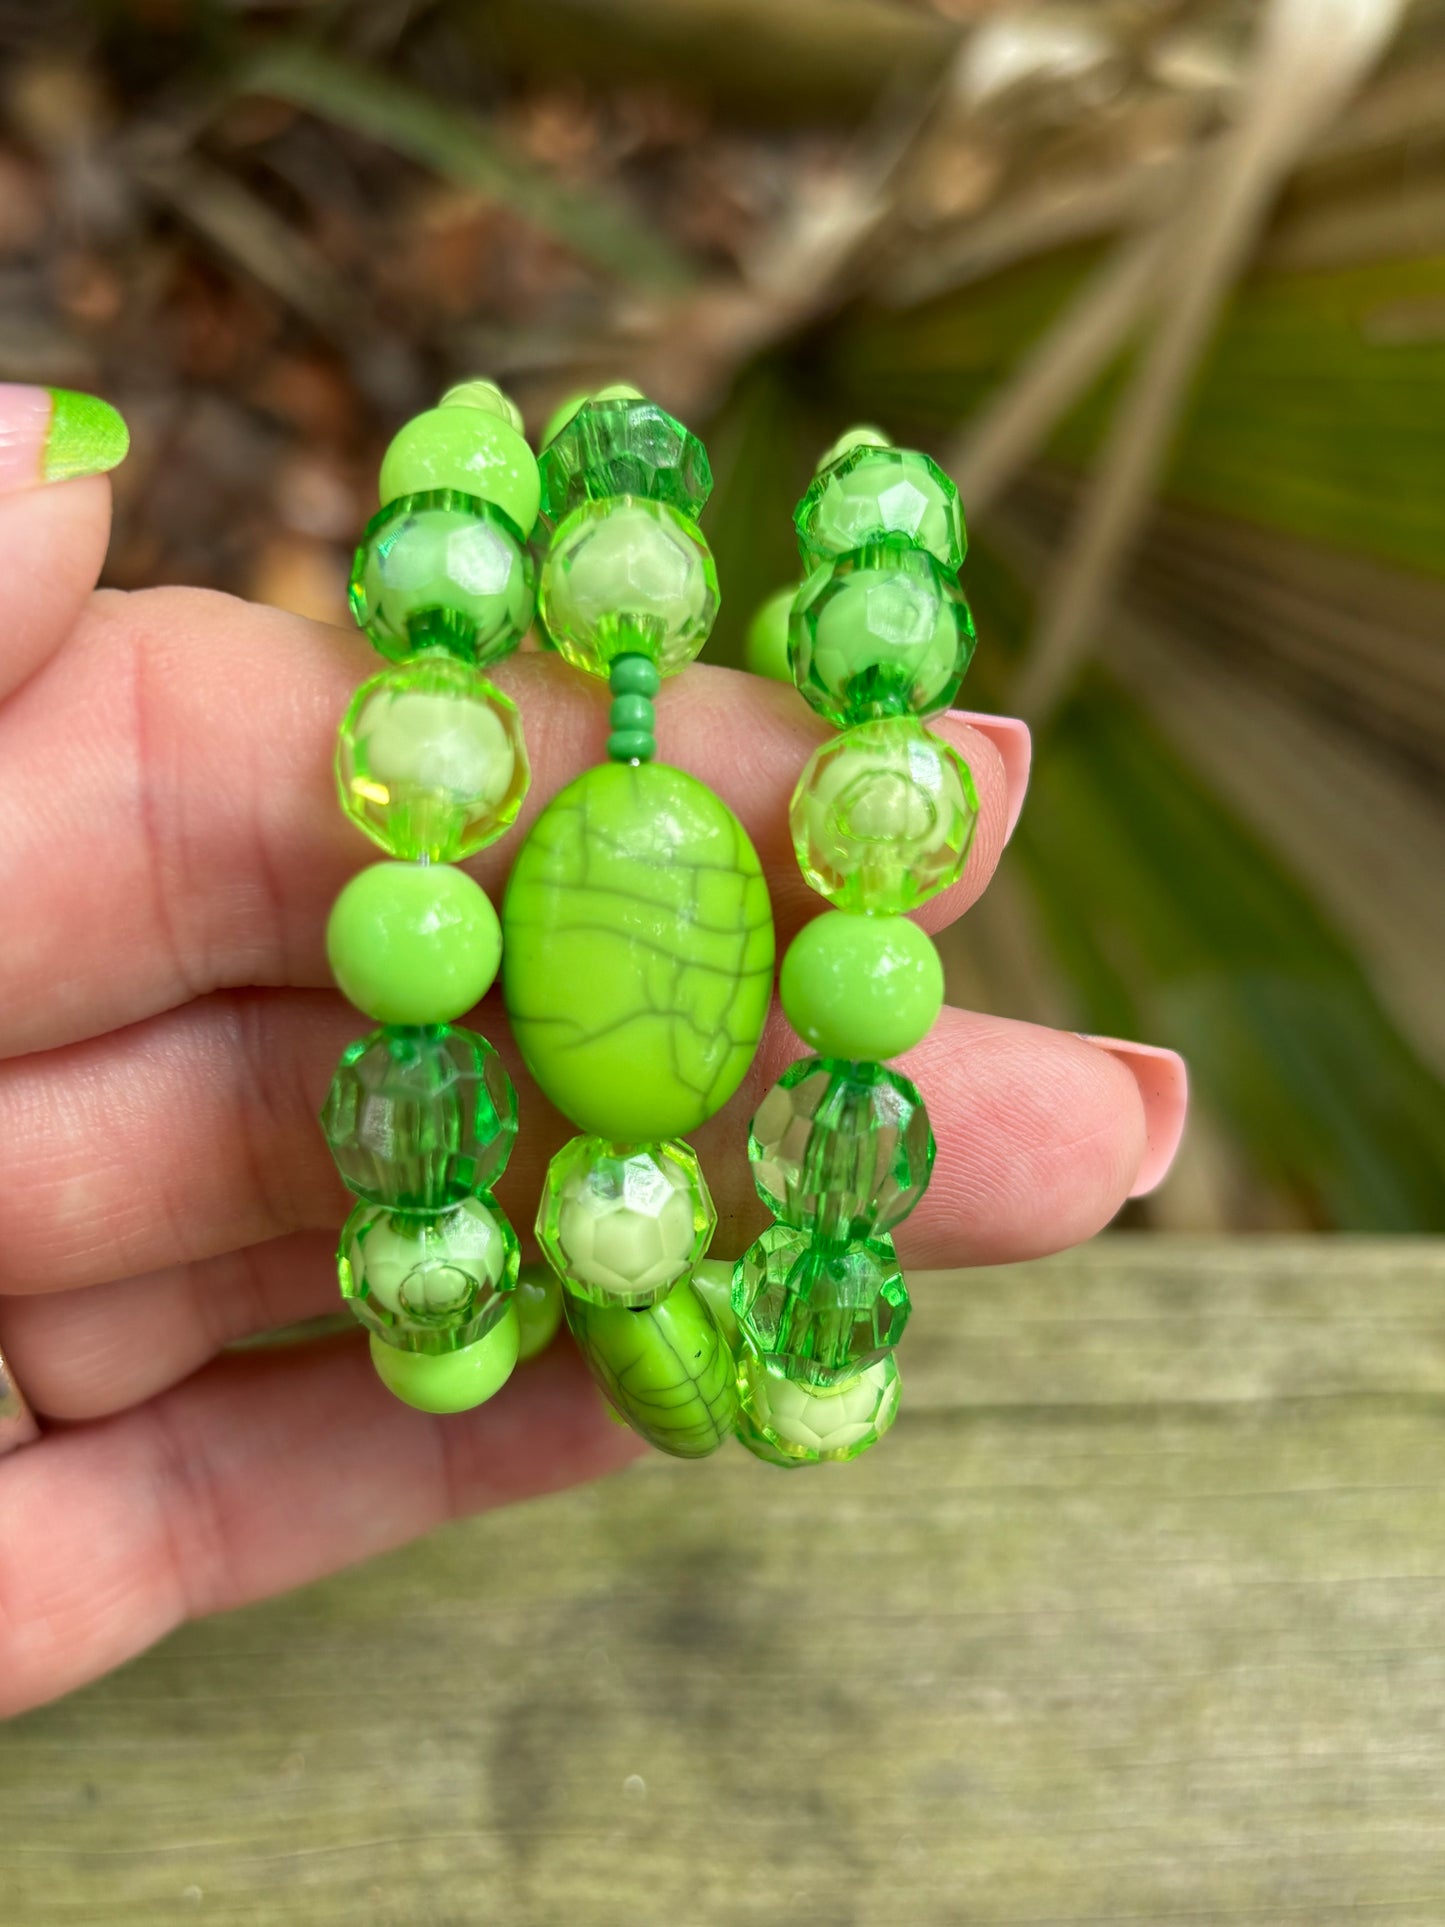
(320, 387, 977, 1471)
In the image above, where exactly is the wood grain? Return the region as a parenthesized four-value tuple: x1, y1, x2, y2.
(6, 1238, 1445, 1926)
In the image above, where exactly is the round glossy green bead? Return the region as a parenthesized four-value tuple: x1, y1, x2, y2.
(744, 585, 796, 683)
(368, 1310, 519, 1413)
(609, 692, 654, 732)
(593, 382, 645, 401)
(779, 911, 943, 1060)
(379, 407, 541, 537)
(607, 728, 655, 764)
(514, 1262, 564, 1361)
(437, 379, 525, 434)
(609, 653, 661, 698)
(327, 862, 502, 1025)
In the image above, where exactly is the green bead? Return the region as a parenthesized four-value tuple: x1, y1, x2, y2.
(607, 729, 655, 764)
(321, 1024, 517, 1209)
(779, 911, 943, 1061)
(337, 658, 529, 861)
(540, 391, 589, 448)
(790, 715, 978, 912)
(744, 585, 797, 683)
(608, 692, 654, 732)
(349, 491, 535, 667)
(540, 496, 719, 680)
(503, 760, 774, 1140)
(749, 1057, 934, 1244)
(608, 653, 661, 698)
(592, 382, 645, 401)
(537, 1136, 716, 1309)
(369, 1311, 519, 1412)
(734, 1407, 813, 1469)
(513, 1263, 564, 1361)
(437, 378, 525, 434)
(379, 407, 541, 535)
(327, 863, 502, 1025)
(813, 424, 892, 474)
(566, 1275, 738, 1459)
(740, 1351, 900, 1462)
(790, 541, 975, 727)
(538, 396, 712, 523)
(691, 1257, 739, 1348)
(796, 443, 964, 573)
(732, 1224, 910, 1387)
(340, 1192, 519, 1354)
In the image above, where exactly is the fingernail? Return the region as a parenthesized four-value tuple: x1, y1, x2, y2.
(1079, 1036, 1189, 1197)
(0, 384, 129, 491)
(948, 709, 1031, 842)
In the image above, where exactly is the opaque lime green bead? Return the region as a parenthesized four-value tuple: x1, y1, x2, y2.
(541, 391, 589, 448)
(779, 911, 943, 1060)
(327, 863, 502, 1025)
(368, 1309, 519, 1413)
(814, 423, 891, 473)
(438, 378, 525, 433)
(379, 408, 541, 537)
(514, 1262, 564, 1361)
(744, 585, 796, 683)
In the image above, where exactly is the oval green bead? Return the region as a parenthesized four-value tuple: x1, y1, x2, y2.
(565, 1276, 738, 1459)
(502, 761, 775, 1140)
(379, 407, 541, 537)
(369, 1310, 519, 1413)
(513, 1262, 564, 1361)
(327, 862, 502, 1025)
(779, 911, 943, 1060)
(744, 584, 796, 683)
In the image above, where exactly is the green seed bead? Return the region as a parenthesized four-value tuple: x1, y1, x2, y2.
(368, 1310, 519, 1413)
(744, 585, 796, 683)
(779, 911, 943, 1060)
(327, 862, 502, 1025)
(514, 1263, 564, 1361)
(379, 407, 541, 537)
(437, 378, 525, 434)
(609, 692, 654, 732)
(608, 653, 661, 698)
(607, 728, 655, 764)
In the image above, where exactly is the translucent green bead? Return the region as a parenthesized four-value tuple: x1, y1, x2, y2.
(327, 862, 501, 1026)
(790, 715, 978, 912)
(337, 658, 529, 861)
(740, 1351, 900, 1463)
(732, 1224, 910, 1387)
(566, 1275, 737, 1458)
(537, 1136, 717, 1309)
(513, 1262, 564, 1362)
(537, 395, 712, 523)
(789, 540, 975, 727)
(796, 444, 964, 573)
(779, 911, 943, 1061)
(437, 378, 525, 434)
(379, 407, 540, 535)
(349, 491, 535, 667)
(744, 585, 796, 683)
(369, 1311, 518, 1412)
(734, 1407, 812, 1469)
(321, 1024, 517, 1210)
(340, 1192, 519, 1354)
(539, 496, 719, 680)
(749, 1057, 934, 1244)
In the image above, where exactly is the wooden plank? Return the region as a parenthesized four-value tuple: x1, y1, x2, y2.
(6, 1238, 1445, 1926)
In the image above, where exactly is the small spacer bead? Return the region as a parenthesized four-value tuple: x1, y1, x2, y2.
(608, 729, 656, 764)
(609, 692, 655, 733)
(609, 652, 662, 699)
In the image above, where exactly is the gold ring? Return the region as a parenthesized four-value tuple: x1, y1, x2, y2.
(0, 1341, 40, 1455)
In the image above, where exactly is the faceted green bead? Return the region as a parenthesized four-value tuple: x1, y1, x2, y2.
(566, 1275, 738, 1458)
(813, 424, 892, 474)
(537, 395, 712, 523)
(744, 585, 796, 683)
(537, 1136, 717, 1310)
(749, 1057, 934, 1244)
(795, 444, 964, 573)
(779, 911, 943, 1061)
(513, 1262, 564, 1362)
(337, 658, 529, 861)
(340, 1192, 519, 1354)
(437, 379, 525, 434)
(327, 862, 502, 1026)
(321, 1024, 518, 1210)
(790, 715, 978, 912)
(539, 496, 719, 680)
(732, 1224, 910, 1387)
(369, 1311, 519, 1412)
(379, 407, 540, 535)
(789, 540, 974, 727)
(735, 1407, 813, 1469)
(740, 1351, 900, 1463)
(349, 491, 535, 667)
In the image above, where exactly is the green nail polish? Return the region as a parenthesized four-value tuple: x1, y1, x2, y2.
(43, 388, 129, 483)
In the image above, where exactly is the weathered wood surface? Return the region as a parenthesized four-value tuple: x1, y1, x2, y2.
(6, 1237, 1445, 1926)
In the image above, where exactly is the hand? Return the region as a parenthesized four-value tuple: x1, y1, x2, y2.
(0, 389, 1187, 1716)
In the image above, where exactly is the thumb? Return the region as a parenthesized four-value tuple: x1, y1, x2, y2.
(0, 384, 127, 700)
